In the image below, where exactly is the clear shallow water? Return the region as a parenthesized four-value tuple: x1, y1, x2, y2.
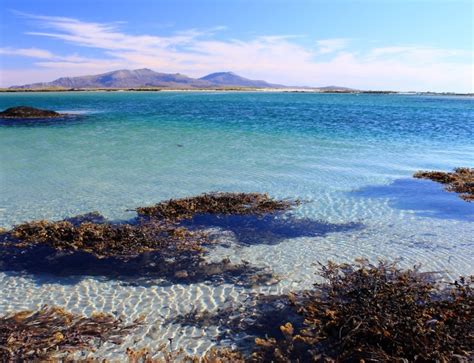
(0, 92, 473, 358)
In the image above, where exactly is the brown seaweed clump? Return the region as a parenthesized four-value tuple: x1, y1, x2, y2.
(136, 192, 298, 221)
(252, 260, 473, 362)
(33, 261, 470, 362)
(126, 346, 246, 363)
(0, 305, 140, 361)
(1, 193, 298, 259)
(414, 167, 474, 201)
(6, 219, 206, 258)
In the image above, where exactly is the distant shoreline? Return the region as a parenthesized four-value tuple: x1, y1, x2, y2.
(0, 87, 472, 96)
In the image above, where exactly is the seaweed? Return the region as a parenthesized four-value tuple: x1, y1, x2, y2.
(0, 193, 302, 286)
(0, 197, 296, 286)
(3, 261, 471, 362)
(0, 193, 303, 285)
(0, 305, 140, 361)
(125, 346, 246, 363)
(1, 193, 300, 258)
(123, 261, 473, 362)
(252, 260, 474, 362)
(414, 167, 474, 202)
(4, 219, 207, 259)
(135, 193, 298, 221)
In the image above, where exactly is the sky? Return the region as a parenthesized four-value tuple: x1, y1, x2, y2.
(0, 0, 472, 92)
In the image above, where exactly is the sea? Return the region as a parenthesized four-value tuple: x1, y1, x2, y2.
(0, 91, 473, 358)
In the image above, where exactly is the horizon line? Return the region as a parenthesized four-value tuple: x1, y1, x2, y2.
(4, 67, 472, 94)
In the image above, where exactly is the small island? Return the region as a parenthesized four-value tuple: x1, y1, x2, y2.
(0, 106, 63, 119)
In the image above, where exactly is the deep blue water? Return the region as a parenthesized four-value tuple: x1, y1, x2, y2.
(1, 92, 472, 225)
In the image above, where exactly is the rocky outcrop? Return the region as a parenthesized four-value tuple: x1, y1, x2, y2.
(0, 106, 62, 118)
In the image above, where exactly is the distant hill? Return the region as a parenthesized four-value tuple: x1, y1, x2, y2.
(13, 69, 213, 89)
(199, 72, 283, 88)
(316, 85, 356, 92)
(10, 68, 354, 91)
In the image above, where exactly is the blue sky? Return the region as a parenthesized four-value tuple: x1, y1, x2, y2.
(0, 0, 472, 91)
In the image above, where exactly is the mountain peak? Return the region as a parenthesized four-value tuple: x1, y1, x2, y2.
(199, 71, 281, 88)
(133, 68, 155, 73)
(11, 69, 288, 89)
(209, 71, 235, 75)
(6, 68, 358, 90)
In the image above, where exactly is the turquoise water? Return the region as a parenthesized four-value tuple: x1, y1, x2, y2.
(0, 92, 473, 358)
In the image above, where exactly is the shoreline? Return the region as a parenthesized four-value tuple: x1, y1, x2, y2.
(0, 87, 472, 96)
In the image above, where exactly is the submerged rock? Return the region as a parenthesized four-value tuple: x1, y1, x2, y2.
(0, 106, 62, 118)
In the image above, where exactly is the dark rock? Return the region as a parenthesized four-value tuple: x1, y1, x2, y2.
(0, 106, 62, 118)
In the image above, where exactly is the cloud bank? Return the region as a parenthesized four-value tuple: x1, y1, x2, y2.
(0, 13, 472, 92)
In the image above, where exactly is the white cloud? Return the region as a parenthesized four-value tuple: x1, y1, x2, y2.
(316, 38, 349, 54)
(21, 13, 219, 52)
(0, 47, 54, 59)
(368, 46, 471, 63)
(0, 13, 472, 92)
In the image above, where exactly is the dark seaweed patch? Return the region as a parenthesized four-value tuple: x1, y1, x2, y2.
(2, 193, 298, 259)
(4, 219, 208, 258)
(135, 260, 473, 362)
(1, 259, 471, 362)
(125, 346, 246, 362)
(0, 305, 140, 361)
(252, 260, 474, 362)
(136, 192, 298, 221)
(0, 193, 360, 287)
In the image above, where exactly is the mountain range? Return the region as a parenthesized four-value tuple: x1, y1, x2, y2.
(11, 69, 287, 89)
